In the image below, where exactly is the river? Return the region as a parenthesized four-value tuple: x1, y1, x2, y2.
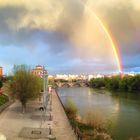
(57, 87, 140, 140)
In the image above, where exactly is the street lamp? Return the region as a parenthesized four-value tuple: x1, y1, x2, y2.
(43, 66, 48, 110)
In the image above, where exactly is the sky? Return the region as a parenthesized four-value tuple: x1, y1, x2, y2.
(0, 0, 140, 74)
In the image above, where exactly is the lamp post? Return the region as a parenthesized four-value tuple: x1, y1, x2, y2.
(45, 71, 48, 109)
(43, 66, 48, 109)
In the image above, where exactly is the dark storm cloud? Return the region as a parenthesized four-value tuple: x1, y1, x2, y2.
(0, 0, 84, 55)
(33, 29, 74, 54)
(56, 0, 84, 36)
(0, 6, 27, 31)
(0, 0, 139, 73)
(0, 6, 28, 46)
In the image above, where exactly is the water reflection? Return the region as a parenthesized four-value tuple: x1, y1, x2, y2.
(58, 87, 140, 140)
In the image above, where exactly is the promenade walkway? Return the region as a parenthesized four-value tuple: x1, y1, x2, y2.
(0, 90, 76, 140)
(52, 90, 76, 140)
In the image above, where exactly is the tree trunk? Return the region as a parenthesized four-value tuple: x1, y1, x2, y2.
(21, 103, 26, 113)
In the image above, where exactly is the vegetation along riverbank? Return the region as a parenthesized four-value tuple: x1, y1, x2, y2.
(89, 75, 140, 93)
(64, 99, 113, 140)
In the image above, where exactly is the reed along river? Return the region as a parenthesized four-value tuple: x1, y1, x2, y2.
(58, 87, 140, 140)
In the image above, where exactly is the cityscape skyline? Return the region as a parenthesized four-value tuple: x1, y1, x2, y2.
(1, 64, 139, 77)
(0, 0, 140, 74)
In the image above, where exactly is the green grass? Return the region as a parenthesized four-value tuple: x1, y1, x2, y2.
(0, 94, 9, 106)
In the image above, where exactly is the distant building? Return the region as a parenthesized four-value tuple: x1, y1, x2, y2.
(96, 74, 104, 78)
(55, 74, 69, 80)
(0, 67, 3, 77)
(31, 65, 47, 78)
(54, 74, 88, 81)
(88, 75, 94, 81)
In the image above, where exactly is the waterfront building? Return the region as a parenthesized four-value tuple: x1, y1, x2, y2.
(0, 67, 3, 77)
(31, 65, 47, 78)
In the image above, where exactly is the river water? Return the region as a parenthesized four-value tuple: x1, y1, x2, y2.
(58, 87, 140, 140)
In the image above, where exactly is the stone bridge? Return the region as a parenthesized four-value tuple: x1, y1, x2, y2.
(55, 81, 88, 88)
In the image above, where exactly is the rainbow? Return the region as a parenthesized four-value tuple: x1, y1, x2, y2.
(79, 0, 123, 74)
(92, 11, 123, 74)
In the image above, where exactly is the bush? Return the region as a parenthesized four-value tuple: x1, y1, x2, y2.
(64, 99, 78, 119)
(0, 94, 9, 106)
(83, 112, 105, 131)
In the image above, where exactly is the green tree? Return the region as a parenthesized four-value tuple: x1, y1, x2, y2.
(89, 74, 140, 93)
(128, 75, 140, 92)
(119, 76, 128, 91)
(89, 78, 105, 88)
(108, 76, 120, 90)
(11, 65, 42, 113)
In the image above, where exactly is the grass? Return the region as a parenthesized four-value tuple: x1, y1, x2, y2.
(0, 94, 9, 106)
(64, 99, 112, 140)
(83, 112, 106, 131)
(64, 98, 78, 122)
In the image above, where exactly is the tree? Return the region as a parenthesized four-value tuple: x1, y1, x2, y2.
(11, 65, 42, 113)
(89, 74, 140, 93)
(108, 76, 120, 90)
(89, 78, 105, 88)
(128, 75, 140, 92)
(119, 76, 128, 91)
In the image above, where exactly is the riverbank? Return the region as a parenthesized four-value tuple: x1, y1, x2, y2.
(58, 87, 140, 140)
(61, 94, 112, 140)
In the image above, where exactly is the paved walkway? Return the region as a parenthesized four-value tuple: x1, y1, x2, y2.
(0, 90, 76, 140)
(0, 100, 44, 140)
(52, 90, 76, 140)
